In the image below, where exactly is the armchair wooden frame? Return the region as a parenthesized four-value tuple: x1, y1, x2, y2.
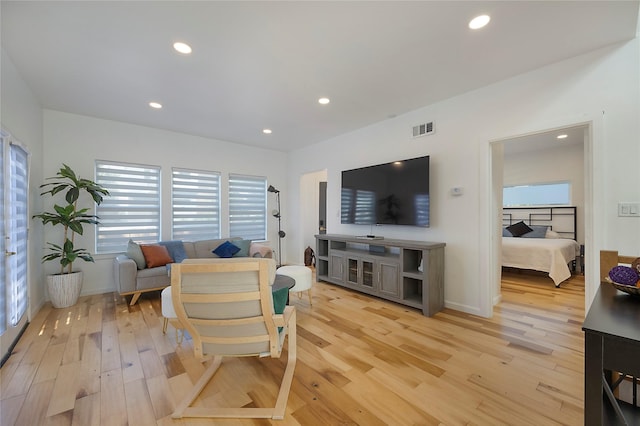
(170, 258, 296, 420)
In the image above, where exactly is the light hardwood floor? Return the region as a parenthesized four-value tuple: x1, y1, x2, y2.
(1, 270, 585, 425)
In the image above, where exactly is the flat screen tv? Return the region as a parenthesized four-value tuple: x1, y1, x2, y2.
(341, 155, 430, 227)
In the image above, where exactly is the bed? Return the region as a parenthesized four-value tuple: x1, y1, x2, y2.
(502, 206, 580, 286)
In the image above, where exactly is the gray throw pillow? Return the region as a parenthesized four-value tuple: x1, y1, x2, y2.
(232, 239, 251, 257)
(127, 239, 146, 269)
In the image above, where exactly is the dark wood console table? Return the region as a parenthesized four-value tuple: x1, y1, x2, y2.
(582, 283, 640, 425)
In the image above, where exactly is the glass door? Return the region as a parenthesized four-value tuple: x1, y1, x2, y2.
(0, 132, 29, 365)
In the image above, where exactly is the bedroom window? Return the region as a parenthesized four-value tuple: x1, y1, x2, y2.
(503, 182, 570, 207)
(95, 161, 161, 253)
(228, 174, 267, 241)
(171, 168, 221, 240)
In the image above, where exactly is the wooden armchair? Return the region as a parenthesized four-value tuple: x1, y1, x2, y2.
(170, 258, 296, 420)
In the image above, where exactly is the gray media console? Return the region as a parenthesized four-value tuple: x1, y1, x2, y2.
(315, 234, 445, 316)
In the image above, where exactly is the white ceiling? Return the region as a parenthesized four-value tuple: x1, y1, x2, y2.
(503, 125, 587, 155)
(2, 1, 638, 152)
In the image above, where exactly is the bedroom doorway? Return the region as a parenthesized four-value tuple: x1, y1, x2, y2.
(298, 169, 327, 264)
(490, 123, 590, 311)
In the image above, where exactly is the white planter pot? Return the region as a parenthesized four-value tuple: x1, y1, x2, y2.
(47, 271, 83, 308)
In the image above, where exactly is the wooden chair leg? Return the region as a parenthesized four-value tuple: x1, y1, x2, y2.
(162, 317, 168, 334)
(172, 355, 224, 419)
(273, 309, 297, 419)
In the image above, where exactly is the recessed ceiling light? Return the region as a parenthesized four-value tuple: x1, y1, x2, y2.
(469, 15, 490, 30)
(173, 42, 192, 54)
(318, 97, 330, 105)
(149, 102, 162, 109)
(557, 134, 568, 139)
(263, 128, 272, 134)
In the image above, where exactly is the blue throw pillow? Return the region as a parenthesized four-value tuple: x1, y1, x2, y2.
(231, 239, 251, 257)
(213, 240, 241, 258)
(159, 240, 188, 263)
(520, 225, 547, 238)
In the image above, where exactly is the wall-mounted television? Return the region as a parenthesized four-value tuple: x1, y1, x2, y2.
(341, 155, 430, 227)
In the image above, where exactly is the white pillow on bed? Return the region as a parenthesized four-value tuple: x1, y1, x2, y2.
(545, 228, 561, 239)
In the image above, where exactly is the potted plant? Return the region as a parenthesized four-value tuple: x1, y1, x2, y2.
(33, 164, 109, 308)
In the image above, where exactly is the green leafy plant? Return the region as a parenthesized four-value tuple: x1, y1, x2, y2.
(33, 164, 109, 275)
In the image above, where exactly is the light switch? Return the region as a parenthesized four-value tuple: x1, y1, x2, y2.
(619, 202, 640, 217)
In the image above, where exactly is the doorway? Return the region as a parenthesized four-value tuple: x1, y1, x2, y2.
(489, 123, 590, 311)
(299, 170, 327, 264)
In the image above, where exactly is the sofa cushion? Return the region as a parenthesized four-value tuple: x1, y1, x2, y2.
(127, 239, 147, 269)
(213, 240, 241, 258)
(193, 238, 241, 258)
(140, 244, 174, 268)
(232, 239, 251, 257)
(159, 240, 188, 263)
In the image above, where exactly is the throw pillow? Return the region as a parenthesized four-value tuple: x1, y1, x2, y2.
(506, 221, 533, 237)
(212, 240, 241, 258)
(232, 239, 251, 257)
(140, 244, 174, 268)
(127, 239, 147, 269)
(545, 228, 561, 239)
(159, 240, 188, 263)
(502, 227, 513, 237)
(520, 225, 547, 238)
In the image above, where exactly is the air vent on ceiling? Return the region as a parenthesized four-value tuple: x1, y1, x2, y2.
(412, 121, 435, 138)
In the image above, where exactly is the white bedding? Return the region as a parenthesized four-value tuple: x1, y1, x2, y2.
(502, 237, 580, 286)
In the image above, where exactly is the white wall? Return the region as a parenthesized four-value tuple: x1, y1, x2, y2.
(1, 48, 46, 316)
(503, 141, 585, 245)
(288, 39, 640, 316)
(41, 111, 288, 296)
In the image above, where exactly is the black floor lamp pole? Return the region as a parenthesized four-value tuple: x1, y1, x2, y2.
(268, 185, 285, 267)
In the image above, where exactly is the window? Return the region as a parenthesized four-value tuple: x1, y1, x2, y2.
(0, 131, 29, 352)
(228, 174, 266, 240)
(172, 168, 221, 240)
(95, 161, 161, 253)
(503, 182, 570, 207)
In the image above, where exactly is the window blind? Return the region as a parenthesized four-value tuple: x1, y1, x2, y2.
(8, 143, 28, 326)
(95, 161, 161, 253)
(0, 136, 5, 334)
(172, 168, 221, 241)
(228, 174, 266, 241)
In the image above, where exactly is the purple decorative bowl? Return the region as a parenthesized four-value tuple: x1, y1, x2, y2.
(609, 265, 639, 286)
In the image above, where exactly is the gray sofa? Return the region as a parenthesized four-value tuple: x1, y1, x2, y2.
(113, 237, 273, 305)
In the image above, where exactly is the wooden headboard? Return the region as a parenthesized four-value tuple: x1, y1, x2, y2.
(502, 206, 577, 241)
